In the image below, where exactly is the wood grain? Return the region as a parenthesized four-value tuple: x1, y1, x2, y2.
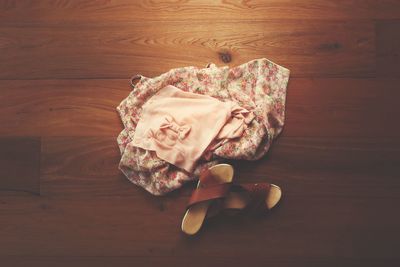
(1, 1, 400, 266)
(40, 136, 132, 197)
(0, 79, 126, 136)
(2, 257, 398, 267)
(0, 194, 399, 260)
(0, 137, 41, 194)
(377, 20, 400, 77)
(1, 0, 400, 23)
(39, 136, 400, 198)
(1, 78, 399, 137)
(0, 21, 375, 79)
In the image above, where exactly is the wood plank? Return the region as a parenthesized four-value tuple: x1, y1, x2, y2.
(40, 136, 137, 197)
(1, 78, 399, 137)
(1, 0, 400, 23)
(0, 194, 399, 260)
(283, 78, 400, 137)
(0, 79, 126, 137)
(377, 20, 400, 77)
(2, 136, 395, 263)
(1, 257, 397, 267)
(1, 1, 399, 266)
(0, 21, 375, 79)
(39, 136, 400, 198)
(0, 137, 40, 194)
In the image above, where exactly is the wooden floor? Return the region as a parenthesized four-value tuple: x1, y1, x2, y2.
(1, 1, 400, 266)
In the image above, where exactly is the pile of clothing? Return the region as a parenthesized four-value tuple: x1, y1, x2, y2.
(116, 58, 290, 195)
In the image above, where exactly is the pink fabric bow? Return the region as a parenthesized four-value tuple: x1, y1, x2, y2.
(151, 115, 192, 147)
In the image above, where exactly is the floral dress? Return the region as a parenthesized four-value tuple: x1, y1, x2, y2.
(117, 58, 290, 195)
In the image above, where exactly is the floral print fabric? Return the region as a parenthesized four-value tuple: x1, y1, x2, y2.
(117, 58, 290, 195)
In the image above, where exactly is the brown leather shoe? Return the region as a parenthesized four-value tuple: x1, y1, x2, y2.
(181, 164, 233, 235)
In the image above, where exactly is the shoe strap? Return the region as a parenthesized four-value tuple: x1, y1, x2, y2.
(187, 168, 232, 208)
(231, 183, 272, 213)
(187, 183, 231, 208)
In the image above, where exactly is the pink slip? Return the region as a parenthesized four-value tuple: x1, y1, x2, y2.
(131, 85, 254, 172)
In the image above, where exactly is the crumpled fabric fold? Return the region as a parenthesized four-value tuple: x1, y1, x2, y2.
(116, 58, 290, 195)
